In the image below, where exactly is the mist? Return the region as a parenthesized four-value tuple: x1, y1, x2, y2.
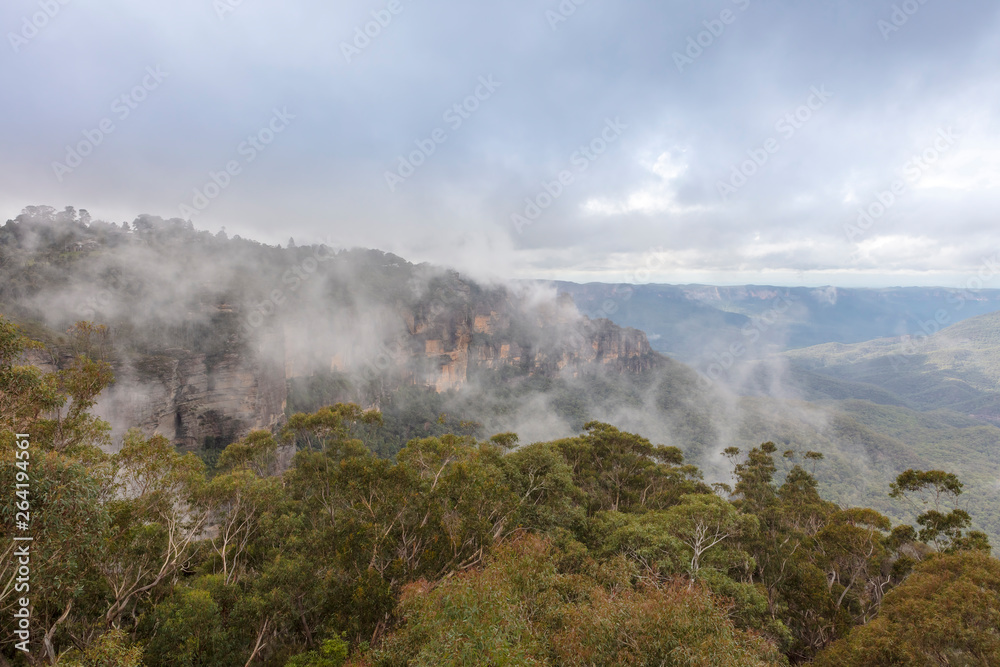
(4, 205, 1000, 539)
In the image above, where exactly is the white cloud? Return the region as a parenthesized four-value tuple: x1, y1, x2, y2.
(582, 150, 707, 216)
(3, 0, 1000, 286)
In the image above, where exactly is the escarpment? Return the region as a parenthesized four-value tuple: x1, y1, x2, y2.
(1, 212, 660, 450)
(283, 281, 658, 395)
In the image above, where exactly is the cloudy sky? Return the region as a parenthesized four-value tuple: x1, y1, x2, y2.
(3, 0, 999, 286)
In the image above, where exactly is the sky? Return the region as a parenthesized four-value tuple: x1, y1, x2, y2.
(2, 0, 1000, 287)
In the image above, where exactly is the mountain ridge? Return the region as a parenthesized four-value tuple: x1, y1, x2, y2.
(0, 207, 659, 449)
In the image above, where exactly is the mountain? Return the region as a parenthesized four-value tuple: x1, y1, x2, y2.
(781, 310, 1000, 424)
(4, 206, 999, 540)
(552, 280, 1000, 538)
(554, 281, 1000, 370)
(730, 312, 1000, 540)
(0, 207, 660, 451)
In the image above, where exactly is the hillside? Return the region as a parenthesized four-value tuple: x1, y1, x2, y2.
(7, 309, 997, 665)
(783, 311, 1000, 423)
(4, 207, 998, 541)
(0, 207, 672, 453)
(555, 281, 1000, 369)
(725, 312, 1000, 540)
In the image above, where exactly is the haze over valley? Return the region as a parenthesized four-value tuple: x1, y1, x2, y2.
(4, 208, 999, 546)
(4, 1, 1000, 664)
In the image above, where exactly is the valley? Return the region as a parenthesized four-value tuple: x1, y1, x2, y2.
(3, 209, 999, 542)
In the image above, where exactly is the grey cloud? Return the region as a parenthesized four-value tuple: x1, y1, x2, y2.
(2, 0, 999, 284)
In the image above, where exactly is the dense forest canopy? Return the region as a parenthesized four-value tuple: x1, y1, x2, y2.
(4, 208, 1000, 547)
(2, 315, 997, 666)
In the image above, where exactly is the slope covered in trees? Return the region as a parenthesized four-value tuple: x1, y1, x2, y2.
(2, 317, 997, 666)
(4, 207, 1000, 544)
(784, 309, 1000, 421)
(555, 281, 1000, 363)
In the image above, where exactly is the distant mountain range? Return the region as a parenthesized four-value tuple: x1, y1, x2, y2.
(4, 206, 999, 541)
(554, 281, 1000, 372)
(780, 311, 1000, 424)
(559, 281, 1000, 540)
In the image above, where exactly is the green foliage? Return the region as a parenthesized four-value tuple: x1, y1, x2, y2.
(551, 582, 784, 667)
(374, 536, 554, 666)
(217, 429, 281, 477)
(3, 314, 1000, 667)
(504, 441, 585, 533)
(488, 431, 519, 450)
(815, 551, 1000, 666)
(553, 421, 708, 514)
(58, 629, 144, 666)
(0, 315, 114, 454)
(144, 586, 233, 667)
(285, 637, 349, 667)
(100, 430, 210, 629)
(284, 403, 383, 454)
(0, 448, 112, 662)
(375, 534, 784, 667)
(0, 315, 61, 440)
(890, 468, 991, 553)
(890, 468, 964, 499)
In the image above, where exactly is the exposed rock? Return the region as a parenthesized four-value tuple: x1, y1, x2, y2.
(284, 283, 657, 394)
(94, 338, 287, 451)
(1, 212, 655, 451)
(19, 284, 652, 453)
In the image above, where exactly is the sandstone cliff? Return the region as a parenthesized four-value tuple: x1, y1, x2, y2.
(1, 211, 659, 451)
(283, 282, 658, 395)
(95, 343, 287, 450)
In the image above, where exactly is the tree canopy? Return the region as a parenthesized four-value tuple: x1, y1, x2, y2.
(0, 316, 997, 666)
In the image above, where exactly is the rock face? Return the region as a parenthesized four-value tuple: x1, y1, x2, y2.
(97, 297, 654, 449)
(285, 286, 658, 394)
(23, 285, 657, 454)
(24, 284, 655, 452)
(402, 313, 655, 392)
(94, 338, 287, 451)
(1, 211, 656, 450)
(70, 281, 656, 451)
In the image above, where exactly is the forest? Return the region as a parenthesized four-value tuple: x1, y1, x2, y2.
(2, 315, 999, 666)
(5, 209, 1000, 545)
